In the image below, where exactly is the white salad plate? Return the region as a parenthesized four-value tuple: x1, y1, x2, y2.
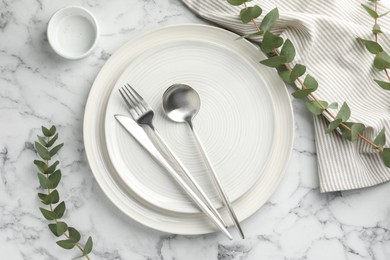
(84, 24, 293, 235)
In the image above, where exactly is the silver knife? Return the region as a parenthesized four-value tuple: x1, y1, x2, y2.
(115, 114, 232, 239)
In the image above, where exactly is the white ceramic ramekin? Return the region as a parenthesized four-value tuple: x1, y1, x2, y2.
(47, 6, 99, 60)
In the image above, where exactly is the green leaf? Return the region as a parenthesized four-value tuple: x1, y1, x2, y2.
(326, 119, 342, 133)
(37, 135, 47, 146)
(374, 52, 390, 70)
(46, 133, 58, 148)
(277, 67, 293, 84)
(35, 142, 51, 160)
(49, 143, 64, 157)
(83, 237, 93, 256)
(339, 122, 354, 141)
(56, 239, 76, 249)
(38, 190, 59, 204)
(227, 0, 246, 6)
(45, 161, 59, 174)
(350, 123, 365, 142)
(260, 8, 279, 32)
(48, 170, 61, 189)
(328, 102, 338, 109)
(261, 31, 283, 53)
(240, 6, 262, 23)
(303, 74, 318, 91)
(336, 102, 351, 122)
(292, 89, 314, 99)
(374, 128, 386, 147)
(374, 80, 390, 90)
(280, 39, 295, 63)
(260, 56, 287, 68)
(38, 173, 51, 189)
(68, 227, 81, 243)
(48, 126, 57, 136)
(359, 38, 383, 54)
(373, 24, 382, 34)
(380, 148, 390, 167)
(379, 10, 390, 18)
(39, 207, 57, 220)
(290, 64, 306, 81)
(306, 100, 328, 115)
(362, 4, 379, 18)
(34, 160, 47, 173)
(49, 222, 68, 237)
(53, 201, 66, 219)
(42, 126, 52, 137)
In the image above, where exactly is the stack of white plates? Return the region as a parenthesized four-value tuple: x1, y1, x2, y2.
(83, 24, 293, 235)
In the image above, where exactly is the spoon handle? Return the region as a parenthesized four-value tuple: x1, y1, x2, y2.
(190, 126, 245, 239)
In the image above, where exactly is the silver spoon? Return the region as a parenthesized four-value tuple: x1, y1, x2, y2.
(162, 83, 245, 239)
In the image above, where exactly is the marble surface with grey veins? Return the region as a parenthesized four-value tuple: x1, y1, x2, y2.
(1, 0, 390, 259)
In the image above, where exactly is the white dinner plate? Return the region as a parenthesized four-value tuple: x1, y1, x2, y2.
(104, 37, 276, 213)
(84, 24, 293, 235)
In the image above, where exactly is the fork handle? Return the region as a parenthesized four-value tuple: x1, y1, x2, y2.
(147, 127, 227, 226)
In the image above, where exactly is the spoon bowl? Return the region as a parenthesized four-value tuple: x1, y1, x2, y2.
(162, 84, 201, 124)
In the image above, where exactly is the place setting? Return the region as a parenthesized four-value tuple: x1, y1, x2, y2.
(85, 24, 294, 237)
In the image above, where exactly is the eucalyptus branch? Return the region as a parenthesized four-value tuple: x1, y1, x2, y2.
(358, 0, 390, 90)
(34, 126, 93, 259)
(227, 0, 390, 166)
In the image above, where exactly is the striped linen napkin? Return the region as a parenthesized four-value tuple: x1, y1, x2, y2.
(182, 0, 390, 192)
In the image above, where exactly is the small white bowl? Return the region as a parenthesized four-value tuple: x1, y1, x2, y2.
(47, 6, 99, 60)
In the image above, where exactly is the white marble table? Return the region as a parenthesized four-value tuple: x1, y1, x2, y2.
(1, 0, 390, 259)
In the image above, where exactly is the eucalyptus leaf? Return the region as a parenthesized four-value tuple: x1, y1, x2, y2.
(374, 128, 386, 147)
(34, 160, 47, 173)
(56, 239, 76, 249)
(42, 126, 52, 137)
(336, 102, 351, 122)
(351, 123, 366, 142)
(373, 24, 382, 34)
(38, 190, 59, 204)
(328, 102, 338, 109)
(362, 4, 379, 18)
(49, 143, 64, 157)
(83, 237, 93, 255)
(291, 89, 313, 99)
(48, 170, 61, 189)
(303, 74, 318, 91)
(35, 142, 51, 160)
(326, 119, 342, 133)
(260, 8, 279, 32)
(38, 173, 51, 189)
(261, 31, 283, 53)
(46, 161, 59, 174)
(68, 227, 81, 243)
(380, 148, 390, 167)
(305, 100, 328, 115)
(374, 52, 390, 70)
(339, 122, 354, 141)
(374, 80, 390, 90)
(37, 135, 47, 146)
(277, 67, 293, 84)
(260, 56, 287, 67)
(280, 39, 295, 63)
(240, 5, 262, 23)
(54, 201, 66, 219)
(46, 133, 58, 148)
(290, 64, 306, 81)
(39, 208, 57, 220)
(49, 222, 68, 237)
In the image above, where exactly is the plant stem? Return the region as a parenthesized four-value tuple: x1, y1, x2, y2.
(245, 5, 384, 153)
(373, 1, 390, 81)
(45, 140, 91, 260)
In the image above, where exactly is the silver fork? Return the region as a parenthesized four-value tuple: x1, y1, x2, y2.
(119, 84, 231, 238)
